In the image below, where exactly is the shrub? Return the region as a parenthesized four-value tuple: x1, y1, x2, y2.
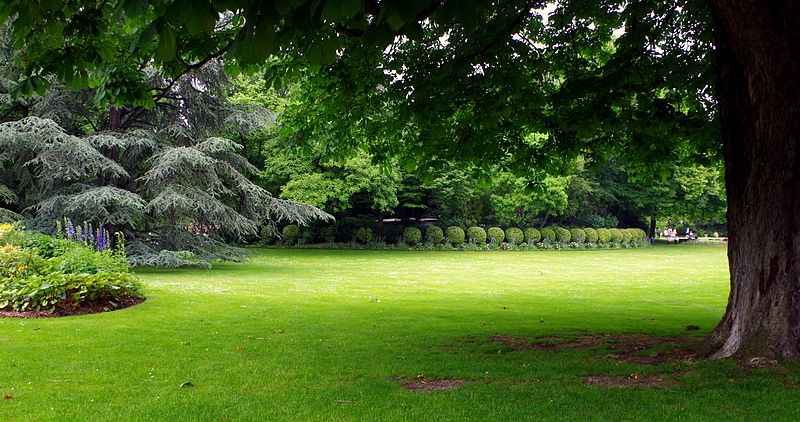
(620, 228, 632, 243)
(258, 225, 278, 244)
(282, 224, 300, 243)
(540, 227, 555, 242)
(505, 227, 524, 244)
(556, 227, 571, 242)
(524, 227, 541, 242)
(466, 226, 487, 244)
(608, 228, 623, 243)
(604, 215, 620, 228)
(628, 228, 646, 242)
(569, 228, 586, 243)
(425, 226, 444, 243)
(320, 225, 337, 243)
(487, 227, 505, 243)
(596, 228, 611, 243)
(0, 225, 142, 312)
(446, 226, 465, 245)
(354, 227, 373, 244)
(583, 227, 598, 242)
(403, 227, 422, 245)
(585, 214, 619, 228)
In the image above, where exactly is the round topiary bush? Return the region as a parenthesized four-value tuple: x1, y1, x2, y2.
(446, 226, 465, 245)
(569, 228, 586, 243)
(403, 227, 422, 245)
(425, 225, 444, 243)
(524, 227, 541, 242)
(608, 228, 623, 243)
(620, 228, 632, 243)
(626, 228, 645, 243)
(354, 227, 373, 244)
(466, 226, 487, 244)
(505, 227, 524, 244)
(540, 227, 555, 242)
(282, 224, 300, 243)
(583, 227, 598, 242)
(557, 227, 571, 242)
(596, 228, 611, 243)
(487, 227, 505, 243)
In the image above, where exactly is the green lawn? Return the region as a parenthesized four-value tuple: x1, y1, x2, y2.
(2, 246, 799, 421)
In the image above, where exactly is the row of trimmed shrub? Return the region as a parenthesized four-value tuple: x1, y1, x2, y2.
(280, 224, 647, 246)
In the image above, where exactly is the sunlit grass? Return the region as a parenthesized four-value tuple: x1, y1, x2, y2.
(2, 246, 799, 421)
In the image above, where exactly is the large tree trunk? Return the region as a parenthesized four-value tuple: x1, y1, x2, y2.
(707, 0, 800, 359)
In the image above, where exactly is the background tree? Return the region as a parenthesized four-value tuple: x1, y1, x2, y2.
(0, 116, 330, 267)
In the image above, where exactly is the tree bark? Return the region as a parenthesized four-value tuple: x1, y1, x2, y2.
(648, 215, 657, 240)
(707, 0, 800, 358)
(108, 107, 122, 131)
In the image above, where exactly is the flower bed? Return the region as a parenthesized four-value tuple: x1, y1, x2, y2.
(0, 224, 143, 314)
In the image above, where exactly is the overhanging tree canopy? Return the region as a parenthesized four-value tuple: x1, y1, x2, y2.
(2, 0, 798, 359)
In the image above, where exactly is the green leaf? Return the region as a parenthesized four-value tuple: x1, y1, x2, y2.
(156, 24, 177, 61)
(123, 0, 150, 18)
(184, 2, 218, 36)
(385, 11, 405, 31)
(403, 20, 423, 41)
(30, 76, 51, 96)
(275, 0, 306, 15)
(362, 22, 395, 49)
(251, 24, 277, 60)
(321, 0, 361, 22)
(39, 0, 61, 12)
(136, 24, 158, 49)
(434, 0, 459, 24)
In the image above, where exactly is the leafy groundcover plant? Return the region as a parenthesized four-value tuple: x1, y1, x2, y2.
(0, 224, 143, 314)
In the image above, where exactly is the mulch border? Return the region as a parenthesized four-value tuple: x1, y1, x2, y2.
(0, 295, 145, 318)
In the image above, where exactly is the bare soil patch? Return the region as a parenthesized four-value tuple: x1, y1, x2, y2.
(393, 377, 472, 392)
(0, 295, 145, 318)
(482, 333, 697, 365)
(392, 376, 534, 392)
(583, 373, 680, 389)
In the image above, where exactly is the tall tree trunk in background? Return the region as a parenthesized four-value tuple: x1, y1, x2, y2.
(648, 215, 657, 240)
(108, 107, 122, 131)
(707, 0, 800, 358)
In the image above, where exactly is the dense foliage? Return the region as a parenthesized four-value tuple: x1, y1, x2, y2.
(487, 227, 505, 243)
(353, 227, 372, 244)
(0, 224, 142, 311)
(505, 227, 524, 244)
(524, 227, 541, 242)
(467, 226, 487, 244)
(402, 227, 421, 245)
(445, 226, 465, 245)
(570, 228, 586, 243)
(0, 114, 331, 267)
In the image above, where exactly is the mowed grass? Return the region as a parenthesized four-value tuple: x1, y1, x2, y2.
(2, 246, 799, 421)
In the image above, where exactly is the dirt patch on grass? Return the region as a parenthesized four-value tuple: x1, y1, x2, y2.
(400, 378, 475, 391)
(392, 376, 535, 392)
(482, 334, 698, 365)
(488, 334, 602, 350)
(0, 295, 145, 318)
(583, 373, 681, 389)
